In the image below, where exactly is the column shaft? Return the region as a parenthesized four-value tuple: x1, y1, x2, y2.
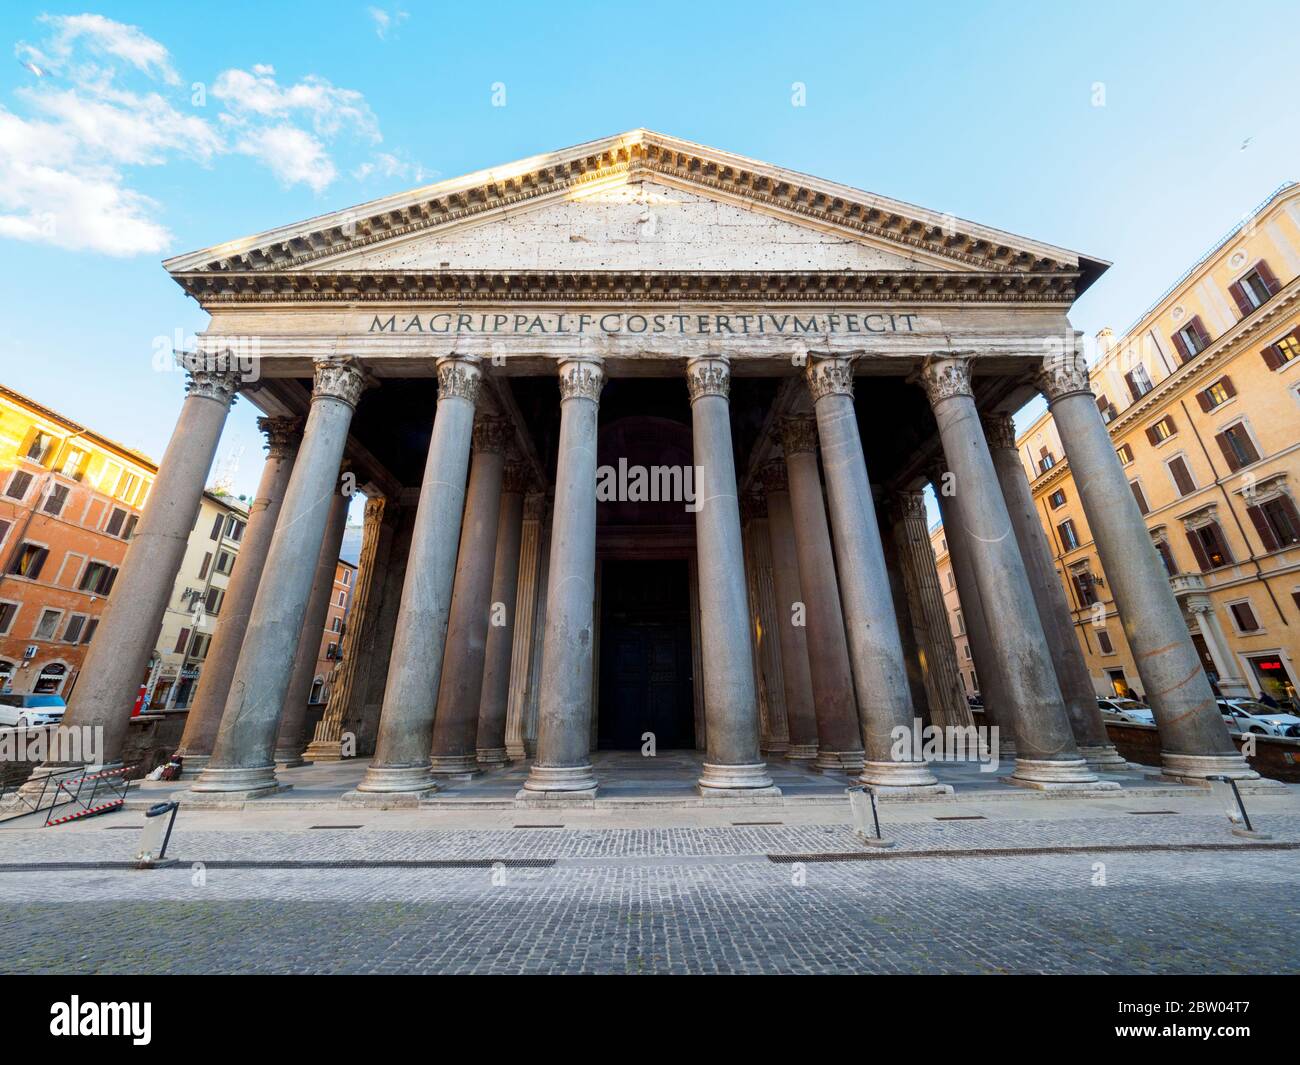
(780, 417, 865, 771)
(688, 357, 775, 795)
(807, 358, 945, 793)
(983, 412, 1128, 769)
(177, 415, 298, 770)
(521, 359, 604, 797)
(193, 358, 365, 795)
(355, 357, 481, 794)
(274, 485, 351, 765)
(921, 355, 1100, 789)
(761, 468, 819, 759)
(58, 365, 239, 766)
(1036, 352, 1267, 786)
(742, 503, 789, 754)
(504, 494, 545, 761)
(428, 417, 510, 776)
(478, 471, 526, 765)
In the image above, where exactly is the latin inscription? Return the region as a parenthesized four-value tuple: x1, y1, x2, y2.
(366, 310, 924, 336)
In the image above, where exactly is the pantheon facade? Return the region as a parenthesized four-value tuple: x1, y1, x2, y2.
(59, 131, 1271, 801)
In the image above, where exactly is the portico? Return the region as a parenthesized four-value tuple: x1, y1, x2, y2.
(53, 129, 1273, 804)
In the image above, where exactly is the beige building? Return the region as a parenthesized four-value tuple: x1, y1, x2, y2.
(929, 525, 977, 697)
(936, 182, 1300, 708)
(308, 557, 356, 709)
(146, 491, 250, 710)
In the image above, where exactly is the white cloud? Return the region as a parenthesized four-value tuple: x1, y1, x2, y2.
(368, 7, 409, 40)
(353, 151, 435, 184)
(1, 15, 390, 256)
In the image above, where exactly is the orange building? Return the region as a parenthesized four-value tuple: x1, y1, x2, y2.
(308, 557, 357, 708)
(0, 385, 157, 699)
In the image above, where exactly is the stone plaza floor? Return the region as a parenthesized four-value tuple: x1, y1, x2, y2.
(3, 753, 1299, 974)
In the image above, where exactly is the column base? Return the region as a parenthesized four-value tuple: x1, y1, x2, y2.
(505, 744, 527, 762)
(785, 743, 819, 761)
(1004, 757, 1120, 791)
(476, 747, 510, 767)
(519, 763, 598, 798)
(856, 759, 952, 796)
(302, 740, 345, 762)
(188, 764, 288, 799)
(697, 762, 779, 796)
(354, 763, 439, 795)
(274, 749, 313, 769)
(428, 754, 482, 780)
(1157, 751, 1286, 791)
(177, 753, 209, 779)
(761, 741, 790, 757)
(1078, 743, 1139, 771)
(813, 749, 866, 773)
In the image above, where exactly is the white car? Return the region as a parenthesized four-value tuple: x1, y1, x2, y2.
(0, 693, 67, 728)
(1096, 697, 1156, 725)
(1217, 699, 1300, 738)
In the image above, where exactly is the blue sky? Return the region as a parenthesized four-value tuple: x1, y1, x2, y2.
(1, 1, 1296, 501)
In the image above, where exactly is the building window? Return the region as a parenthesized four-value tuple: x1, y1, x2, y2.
(1038, 447, 1056, 474)
(955, 610, 965, 635)
(1097, 394, 1118, 422)
(1166, 456, 1197, 497)
(1228, 601, 1261, 633)
(1130, 480, 1149, 514)
(198, 552, 211, 580)
(78, 561, 118, 595)
(1228, 260, 1280, 315)
(309, 678, 325, 704)
(1116, 443, 1134, 466)
(1186, 522, 1233, 571)
(33, 663, 67, 694)
(8, 543, 49, 579)
(1262, 328, 1300, 370)
(1146, 415, 1177, 445)
(1171, 316, 1212, 362)
(42, 483, 69, 517)
(25, 431, 55, 463)
(1154, 539, 1178, 576)
(1246, 496, 1300, 550)
(204, 587, 224, 616)
(5, 470, 34, 501)
(209, 513, 224, 541)
(189, 633, 212, 660)
(1197, 377, 1236, 411)
(122, 514, 138, 540)
(0, 601, 19, 635)
(1097, 630, 1114, 654)
(1058, 519, 1080, 551)
(61, 614, 86, 643)
(173, 627, 192, 654)
(947, 571, 955, 590)
(337, 591, 346, 607)
(104, 507, 127, 537)
(214, 550, 234, 576)
(81, 618, 98, 644)
(1049, 489, 1067, 509)
(331, 616, 341, 632)
(59, 448, 87, 481)
(1124, 365, 1153, 401)
(341, 570, 351, 586)
(33, 608, 61, 641)
(119, 472, 141, 504)
(1214, 422, 1260, 471)
(1072, 569, 1099, 607)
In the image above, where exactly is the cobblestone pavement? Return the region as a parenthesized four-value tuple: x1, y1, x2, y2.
(3, 813, 1300, 974)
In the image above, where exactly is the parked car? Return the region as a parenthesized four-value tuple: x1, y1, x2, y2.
(1096, 697, 1156, 726)
(0, 693, 67, 729)
(1217, 698, 1300, 738)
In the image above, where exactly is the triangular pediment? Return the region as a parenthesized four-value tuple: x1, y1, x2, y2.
(164, 129, 1107, 300)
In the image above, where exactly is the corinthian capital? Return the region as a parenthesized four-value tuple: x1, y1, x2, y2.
(981, 411, 1017, 452)
(185, 364, 242, 408)
(312, 357, 367, 408)
(778, 415, 818, 456)
(436, 355, 483, 404)
(805, 356, 855, 401)
(257, 416, 302, 458)
(686, 356, 730, 402)
(1034, 350, 1092, 403)
(918, 354, 974, 407)
(557, 358, 604, 402)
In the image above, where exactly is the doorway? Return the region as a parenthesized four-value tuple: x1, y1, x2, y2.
(597, 559, 694, 750)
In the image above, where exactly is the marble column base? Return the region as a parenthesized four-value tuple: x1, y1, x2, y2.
(187, 764, 288, 799)
(697, 761, 778, 796)
(178, 753, 209, 779)
(761, 741, 790, 757)
(476, 747, 510, 767)
(1004, 757, 1120, 791)
(1078, 743, 1139, 771)
(813, 749, 866, 773)
(785, 743, 819, 761)
(519, 763, 598, 797)
(302, 740, 345, 762)
(857, 759, 951, 795)
(428, 754, 481, 780)
(274, 749, 312, 769)
(1158, 751, 1286, 791)
(354, 763, 438, 795)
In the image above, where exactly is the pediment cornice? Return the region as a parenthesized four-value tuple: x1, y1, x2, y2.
(164, 130, 1107, 293)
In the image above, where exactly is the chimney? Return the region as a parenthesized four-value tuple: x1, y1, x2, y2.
(1096, 326, 1116, 353)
